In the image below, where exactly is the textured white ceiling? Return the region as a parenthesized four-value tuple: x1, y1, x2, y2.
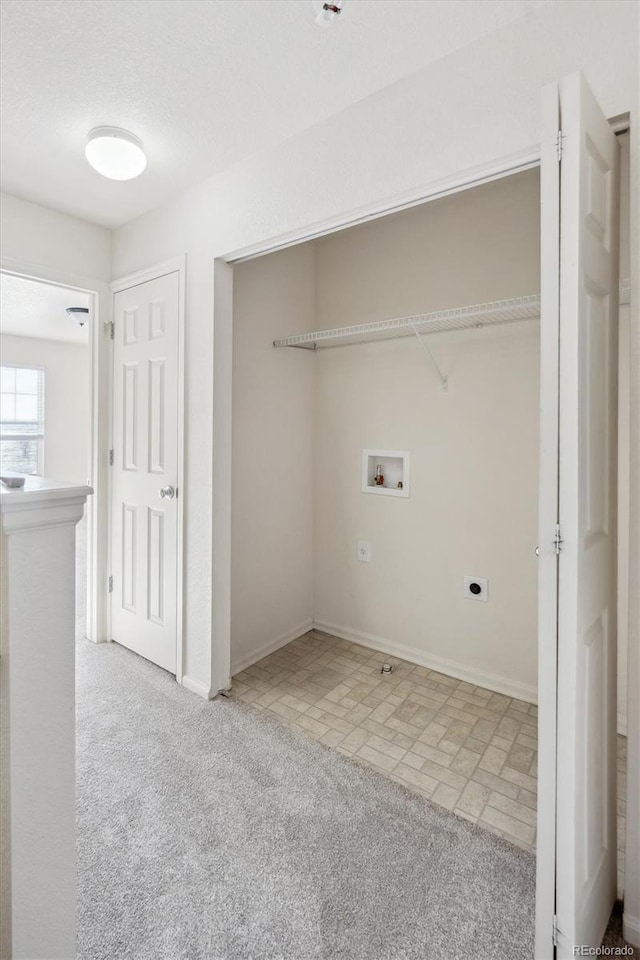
(0, 0, 546, 228)
(1, 275, 90, 343)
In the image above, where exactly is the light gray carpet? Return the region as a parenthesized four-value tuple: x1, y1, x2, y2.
(77, 639, 536, 960)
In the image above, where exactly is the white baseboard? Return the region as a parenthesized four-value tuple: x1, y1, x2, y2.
(180, 674, 214, 700)
(227, 615, 629, 733)
(623, 912, 640, 948)
(313, 618, 538, 704)
(231, 618, 314, 676)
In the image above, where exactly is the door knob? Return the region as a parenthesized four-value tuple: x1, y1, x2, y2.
(159, 485, 175, 500)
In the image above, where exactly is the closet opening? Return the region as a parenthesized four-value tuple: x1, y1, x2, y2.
(228, 156, 629, 886)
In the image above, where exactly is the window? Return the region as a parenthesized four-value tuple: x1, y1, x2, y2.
(0, 365, 45, 475)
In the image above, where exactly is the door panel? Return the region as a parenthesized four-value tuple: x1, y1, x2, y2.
(111, 271, 180, 673)
(554, 72, 619, 956)
(149, 359, 165, 473)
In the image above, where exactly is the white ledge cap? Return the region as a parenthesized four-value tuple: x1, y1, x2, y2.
(1, 476, 93, 532)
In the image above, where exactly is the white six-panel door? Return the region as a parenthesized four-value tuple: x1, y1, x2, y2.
(556, 72, 619, 955)
(111, 271, 180, 673)
(538, 71, 619, 958)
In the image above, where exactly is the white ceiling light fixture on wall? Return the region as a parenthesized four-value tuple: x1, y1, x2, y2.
(65, 306, 90, 327)
(312, 0, 346, 27)
(85, 126, 147, 181)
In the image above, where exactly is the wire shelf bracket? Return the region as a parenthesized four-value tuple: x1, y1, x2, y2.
(409, 320, 448, 392)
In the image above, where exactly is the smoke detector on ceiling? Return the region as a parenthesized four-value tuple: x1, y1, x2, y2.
(66, 306, 89, 327)
(312, 0, 346, 26)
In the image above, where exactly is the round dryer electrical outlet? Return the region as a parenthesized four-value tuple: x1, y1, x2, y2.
(464, 576, 488, 602)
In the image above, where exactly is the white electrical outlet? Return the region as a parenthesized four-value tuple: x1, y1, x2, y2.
(464, 576, 488, 602)
(357, 540, 372, 563)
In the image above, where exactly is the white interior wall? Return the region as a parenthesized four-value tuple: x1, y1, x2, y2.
(0, 194, 110, 284)
(231, 246, 316, 672)
(0, 196, 110, 960)
(313, 170, 541, 323)
(107, 0, 637, 700)
(231, 158, 632, 711)
(0, 0, 636, 939)
(0, 334, 90, 484)
(312, 171, 540, 698)
(0, 194, 112, 648)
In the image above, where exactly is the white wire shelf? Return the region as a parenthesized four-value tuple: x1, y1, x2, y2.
(273, 294, 542, 350)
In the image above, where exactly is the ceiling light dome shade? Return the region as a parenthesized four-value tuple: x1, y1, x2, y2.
(85, 127, 147, 181)
(66, 306, 90, 327)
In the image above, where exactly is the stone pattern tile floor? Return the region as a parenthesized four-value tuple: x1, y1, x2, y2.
(232, 630, 539, 851)
(232, 630, 627, 880)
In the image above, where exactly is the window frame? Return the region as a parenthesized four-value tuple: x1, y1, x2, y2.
(0, 362, 46, 475)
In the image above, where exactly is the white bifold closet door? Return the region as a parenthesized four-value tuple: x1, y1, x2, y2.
(537, 72, 620, 959)
(111, 271, 180, 674)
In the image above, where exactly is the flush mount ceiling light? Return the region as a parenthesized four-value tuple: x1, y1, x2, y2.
(85, 126, 147, 181)
(65, 306, 89, 327)
(312, 0, 346, 26)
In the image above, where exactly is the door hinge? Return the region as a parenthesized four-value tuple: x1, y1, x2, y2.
(552, 914, 561, 948)
(108, 575, 113, 593)
(555, 129, 563, 163)
(109, 449, 114, 466)
(104, 320, 114, 340)
(554, 524, 563, 555)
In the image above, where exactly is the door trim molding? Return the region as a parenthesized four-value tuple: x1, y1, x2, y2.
(110, 257, 186, 294)
(222, 117, 628, 268)
(180, 674, 214, 700)
(534, 79, 562, 960)
(223, 148, 541, 264)
(0, 256, 110, 645)
(109, 255, 187, 683)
